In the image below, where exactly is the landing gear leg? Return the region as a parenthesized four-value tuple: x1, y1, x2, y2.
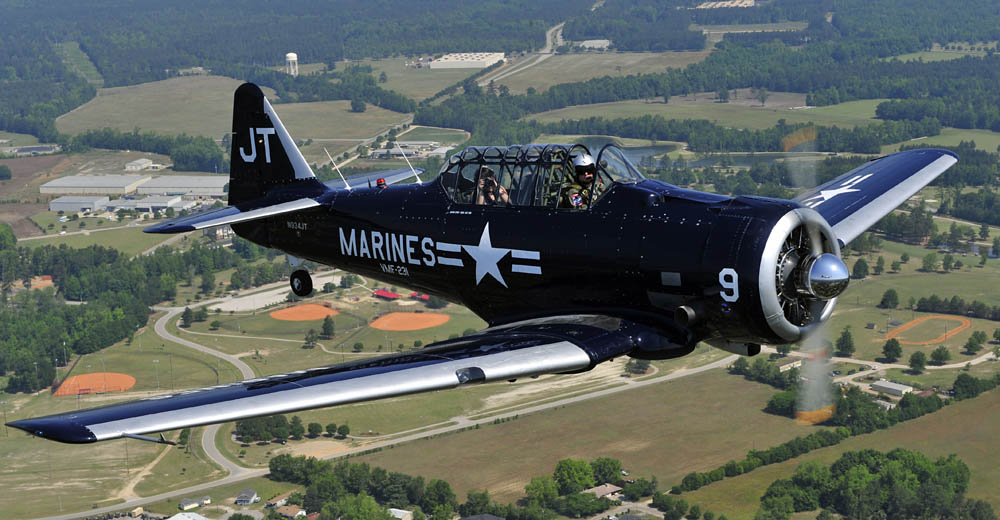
(290, 270, 312, 297)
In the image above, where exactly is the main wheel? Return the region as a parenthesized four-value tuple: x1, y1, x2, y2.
(290, 270, 312, 296)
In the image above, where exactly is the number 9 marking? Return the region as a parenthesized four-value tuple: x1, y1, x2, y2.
(719, 268, 739, 302)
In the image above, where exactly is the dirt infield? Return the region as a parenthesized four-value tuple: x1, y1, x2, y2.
(270, 303, 339, 321)
(54, 372, 136, 396)
(370, 312, 450, 331)
(886, 315, 972, 345)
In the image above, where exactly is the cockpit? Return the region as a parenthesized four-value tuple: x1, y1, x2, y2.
(437, 144, 645, 209)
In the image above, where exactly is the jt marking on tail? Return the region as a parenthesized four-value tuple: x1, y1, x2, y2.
(239, 127, 276, 163)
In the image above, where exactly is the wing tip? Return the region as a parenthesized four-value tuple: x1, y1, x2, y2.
(7, 417, 98, 444)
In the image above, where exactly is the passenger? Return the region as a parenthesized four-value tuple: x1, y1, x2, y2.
(561, 154, 602, 209)
(476, 167, 509, 206)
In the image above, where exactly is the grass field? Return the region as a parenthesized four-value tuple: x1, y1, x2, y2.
(20, 225, 174, 257)
(0, 131, 41, 147)
(133, 427, 225, 497)
(401, 126, 469, 145)
(683, 386, 1000, 518)
(53, 41, 104, 87)
(492, 51, 711, 95)
(353, 369, 820, 503)
(882, 127, 1000, 153)
(56, 76, 409, 141)
(526, 97, 884, 131)
(339, 57, 481, 101)
(692, 22, 809, 44)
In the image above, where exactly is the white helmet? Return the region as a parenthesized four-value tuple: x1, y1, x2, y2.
(572, 153, 596, 175)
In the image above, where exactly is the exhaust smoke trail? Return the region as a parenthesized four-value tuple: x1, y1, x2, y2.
(796, 329, 835, 425)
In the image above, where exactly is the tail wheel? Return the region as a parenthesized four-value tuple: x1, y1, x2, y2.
(290, 270, 312, 297)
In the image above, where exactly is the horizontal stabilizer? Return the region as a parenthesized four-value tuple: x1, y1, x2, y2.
(795, 148, 957, 244)
(323, 167, 424, 190)
(7, 316, 649, 443)
(144, 197, 319, 233)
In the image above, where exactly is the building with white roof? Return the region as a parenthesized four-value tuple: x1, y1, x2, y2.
(871, 379, 913, 397)
(48, 196, 111, 213)
(40, 175, 151, 195)
(137, 175, 229, 197)
(126, 158, 154, 171)
(430, 53, 504, 69)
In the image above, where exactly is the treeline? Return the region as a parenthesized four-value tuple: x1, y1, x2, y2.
(757, 448, 993, 519)
(914, 293, 1000, 321)
(71, 128, 226, 172)
(0, 235, 268, 392)
(873, 204, 936, 243)
(562, 0, 705, 52)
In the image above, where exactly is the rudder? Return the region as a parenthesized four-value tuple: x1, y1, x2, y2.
(229, 83, 319, 205)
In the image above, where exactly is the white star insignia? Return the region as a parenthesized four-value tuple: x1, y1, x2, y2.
(462, 223, 510, 287)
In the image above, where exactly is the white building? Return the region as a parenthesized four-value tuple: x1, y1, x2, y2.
(48, 196, 110, 213)
(125, 158, 153, 171)
(871, 379, 913, 397)
(390, 509, 414, 520)
(40, 175, 151, 195)
(578, 39, 612, 50)
(136, 175, 229, 197)
(430, 52, 505, 69)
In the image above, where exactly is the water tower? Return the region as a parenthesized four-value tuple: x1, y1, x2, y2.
(285, 52, 299, 76)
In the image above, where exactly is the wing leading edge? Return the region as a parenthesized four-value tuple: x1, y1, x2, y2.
(794, 148, 957, 244)
(8, 316, 652, 443)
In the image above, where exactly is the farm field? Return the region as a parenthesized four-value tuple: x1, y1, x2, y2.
(20, 224, 174, 257)
(882, 127, 1000, 153)
(683, 386, 1000, 518)
(0, 131, 41, 147)
(401, 126, 469, 146)
(492, 51, 711, 94)
(354, 369, 820, 503)
(526, 96, 885, 131)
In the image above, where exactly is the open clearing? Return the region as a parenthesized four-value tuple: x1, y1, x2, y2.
(684, 386, 1000, 518)
(269, 303, 339, 322)
(402, 126, 469, 145)
(339, 57, 481, 101)
(0, 131, 41, 147)
(54, 41, 104, 86)
(355, 369, 819, 503)
(54, 372, 136, 396)
(56, 76, 410, 140)
(493, 51, 711, 94)
(526, 95, 884, 131)
(886, 315, 972, 345)
(882, 127, 1000, 153)
(21, 225, 174, 257)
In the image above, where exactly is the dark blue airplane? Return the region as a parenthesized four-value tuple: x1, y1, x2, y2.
(9, 83, 957, 444)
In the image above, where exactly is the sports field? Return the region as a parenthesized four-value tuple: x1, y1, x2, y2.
(270, 303, 339, 321)
(526, 96, 884, 131)
(369, 312, 450, 331)
(54, 372, 136, 396)
(886, 315, 971, 345)
(492, 51, 711, 94)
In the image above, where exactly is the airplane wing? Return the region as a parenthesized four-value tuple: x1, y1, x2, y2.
(794, 148, 957, 244)
(323, 167, 425, 190)
(8, 316, 650, 444)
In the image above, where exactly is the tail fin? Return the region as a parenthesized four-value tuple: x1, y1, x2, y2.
(229, 83, 320, 205)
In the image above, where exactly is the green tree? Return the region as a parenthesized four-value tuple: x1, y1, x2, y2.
(835, 326, 855, 357)
(304, 329, 318, 348)
(979, 223, 990, 240)
(730, 357, 749, 375)
(909, 351, 927, 373)
(922, 252, 939, 271)
(0, 165, 11, 180)
(776, 344, 792, 356)
(290, 415, 305, 439)
(879, 289, 899, 309)
(964, 337, 983, 354)
(852, 258, 869, 279)
(994, 328, 1000, 343)
(200, 271, 215, 294)
(337, 424, 350, 437)
(591, 457, 623, 485)
(350, 99, 367, 112)
(931, 346, 951, 365)
(891, 260, 902, 272)
(210, 320, 222, 330)
(525, 476, 559, 507)
(322, 315, 335, 339)
(942, 254, 955, 271)
(181, 307, 194, 327)
(326, 423, 337, 436)
(882, 338, 902, 362)
(756, 87, 769, 106)
(554, 459, 595, 495)
(322, 492, 393, 520)
(422, 479, 458, 514)
(308, 422, 323, 437)
(874, 256, 885, 275)
(900, 252, 910, 264)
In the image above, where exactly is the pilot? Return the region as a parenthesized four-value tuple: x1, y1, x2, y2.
(476, 167, 509, 206)
(562, 154, 603, 210)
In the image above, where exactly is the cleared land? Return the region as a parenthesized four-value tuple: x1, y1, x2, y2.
(526, 95, 884, 130)
(692, 22, 809, 44)
(402, 126, 469, 145)
(493, 51, 711, 94)
(882, 127, 1000, 153)
(56, 76, 409, 140)
(683, 386, 1000, 518)
(339, 58, 481, 101)
(21, 225, 174, 257)
(354, 369, 819, 503)
(0, 131, 40, 147)
(54, 41, 104, 86)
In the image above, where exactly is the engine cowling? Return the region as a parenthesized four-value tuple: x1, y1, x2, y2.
(757, 208, 847, 343)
